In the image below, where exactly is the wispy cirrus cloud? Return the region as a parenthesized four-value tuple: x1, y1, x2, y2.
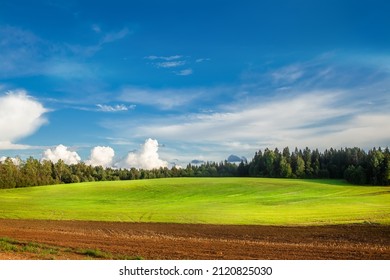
(0, 25, 131, 79)
(119, 87, 199, 109)
(144, 55, 183, 61)
(155, 61, 186, 68)
(175, 68, 193, 76)
(67, 27, 131, 57)
(0, 26, 48, 78)
(271, 64, 304, 83)
(100, 27, 130, 44)
(96, 104, 136, 112)
(119, 86, 227, 110)
(195, 58, 210, 63)
(130, 91, 349, 143)
(144, 54, 195, 75)
(0, 25, 91, 79)
(144, 55, 209, 76)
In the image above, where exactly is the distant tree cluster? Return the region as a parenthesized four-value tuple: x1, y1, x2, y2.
(245, 147, 390, 185)
(0, 147, 389, 189)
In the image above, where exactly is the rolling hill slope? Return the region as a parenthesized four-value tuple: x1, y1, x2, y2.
(0, 178, 389, 225)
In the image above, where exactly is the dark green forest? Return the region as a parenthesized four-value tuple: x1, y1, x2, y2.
(0, 147, 389, 189)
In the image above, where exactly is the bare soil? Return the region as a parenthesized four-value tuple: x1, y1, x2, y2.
(0, 219, 389, 259)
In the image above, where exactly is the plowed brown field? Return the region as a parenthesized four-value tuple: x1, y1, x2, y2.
(0, 219, 389, 259)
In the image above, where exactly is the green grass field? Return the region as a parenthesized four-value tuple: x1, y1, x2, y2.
(0, 178, 389, 225)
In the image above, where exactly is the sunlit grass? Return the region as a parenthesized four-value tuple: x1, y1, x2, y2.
(0, 178, 389, 225)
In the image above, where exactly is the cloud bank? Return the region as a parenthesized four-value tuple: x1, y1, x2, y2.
(0, 90, 48, 150)
(37, 140, 168, 170)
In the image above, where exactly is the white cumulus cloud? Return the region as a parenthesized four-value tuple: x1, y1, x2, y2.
(0, 156, 21, 165)
(117, 138, 168, 170)
(85, 146, 115, 167)
(42, 145, 81, 164)
(0, 90, 48, 150)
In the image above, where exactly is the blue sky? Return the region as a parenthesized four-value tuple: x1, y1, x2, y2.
(1, 0, 390, 168)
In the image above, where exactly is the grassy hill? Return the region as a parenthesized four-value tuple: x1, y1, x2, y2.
(0, 178, 389, 225)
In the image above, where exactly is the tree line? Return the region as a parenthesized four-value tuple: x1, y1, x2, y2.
(0, 147, 389, 189)
(245, 147, 390, 185)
